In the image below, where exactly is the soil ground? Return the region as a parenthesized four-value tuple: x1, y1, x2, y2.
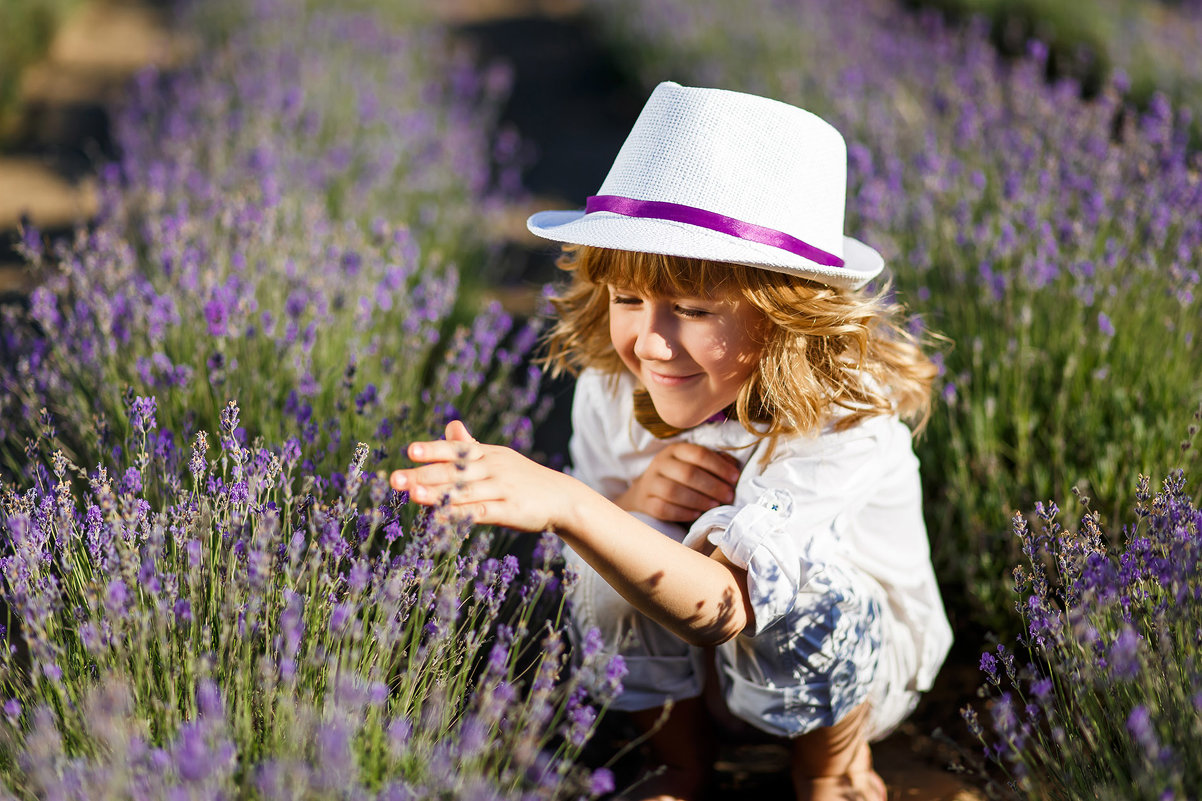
(0, 1, 990, 797)
(0, 0, 193, 296)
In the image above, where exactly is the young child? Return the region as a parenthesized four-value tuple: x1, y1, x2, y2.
(389, 82, 952, 801)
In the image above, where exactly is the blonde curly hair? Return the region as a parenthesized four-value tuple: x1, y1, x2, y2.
(541, 245, 937, 439)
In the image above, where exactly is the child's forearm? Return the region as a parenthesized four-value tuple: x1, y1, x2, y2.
(554, 475, 754, 647)
(390, 422, 752, 645)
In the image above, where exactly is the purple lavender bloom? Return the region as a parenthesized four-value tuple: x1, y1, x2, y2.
(106, 578, 129, 618)
(203, 297, 230, 338)
(219, 401, 239, 435)
(563, 698, 597, 748)
(172, 723, 213, 783)
(606, 650, 628, 683)
(1030, 677, 1053, 700)
(581, 626, 605, 661)
(1108, 626, 1143, 680)
(1127, 704, 1158, 755)
(590, 768, 615, 796)
(196, 679, 223, 718)
(119, 466, 143, 496)
(387, 716, 412, 752)
(129, 396, 158, 433)
(328, 602, 352, 632)
(228, 481, 250, 505)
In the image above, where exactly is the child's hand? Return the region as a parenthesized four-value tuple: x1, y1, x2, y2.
(389, 420, 578, 533)
(615, 443, 741, 523)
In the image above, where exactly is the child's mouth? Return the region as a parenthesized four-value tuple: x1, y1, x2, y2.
(646, 369, 700, 387)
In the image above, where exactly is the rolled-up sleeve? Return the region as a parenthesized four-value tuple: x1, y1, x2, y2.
(685, 420, 894, 636)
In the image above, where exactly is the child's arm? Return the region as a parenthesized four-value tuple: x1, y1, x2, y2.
(389, 421, 754, 646)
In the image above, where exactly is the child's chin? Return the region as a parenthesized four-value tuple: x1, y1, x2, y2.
(657, 409, 714, 430)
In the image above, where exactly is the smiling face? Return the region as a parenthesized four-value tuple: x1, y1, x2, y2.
(608, 285, 766, 429)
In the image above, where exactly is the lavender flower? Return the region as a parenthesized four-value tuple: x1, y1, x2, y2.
(0, 0, 594, 796)
(129, 396, 158, 434)
(964, 471, 1202, 798)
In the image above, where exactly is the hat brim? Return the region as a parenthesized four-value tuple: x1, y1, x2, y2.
(527, 209, 884, 290)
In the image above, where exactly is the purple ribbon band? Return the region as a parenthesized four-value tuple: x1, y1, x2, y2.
(585, 194, 844, 268)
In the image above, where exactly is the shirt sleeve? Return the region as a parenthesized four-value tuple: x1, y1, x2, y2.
(686, 416, 924, 636)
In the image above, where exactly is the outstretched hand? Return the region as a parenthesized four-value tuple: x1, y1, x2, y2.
(393, 423, 754, 645)
(615, 442, 742, 523)
(389, 420, 580, 533)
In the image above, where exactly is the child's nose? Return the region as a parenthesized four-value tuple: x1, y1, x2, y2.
(633, 310, 676, 361)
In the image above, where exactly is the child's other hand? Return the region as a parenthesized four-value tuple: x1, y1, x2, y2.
(389, 420, 578, 533)
(616, 443, 741, 523)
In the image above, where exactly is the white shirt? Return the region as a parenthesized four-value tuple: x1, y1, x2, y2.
(568, 368, 952, 696)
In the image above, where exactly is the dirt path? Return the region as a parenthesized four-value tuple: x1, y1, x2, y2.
(0, 0, 191, 295)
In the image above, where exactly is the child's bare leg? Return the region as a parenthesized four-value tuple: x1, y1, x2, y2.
(622, 697, 717, 801)
(790, 702, 885, 801)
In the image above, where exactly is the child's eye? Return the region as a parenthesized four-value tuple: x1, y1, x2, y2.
(611, 295, 642, 306)
(675, 305, 710, 318)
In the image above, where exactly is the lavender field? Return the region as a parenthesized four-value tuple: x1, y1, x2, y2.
(2, 0, 1201, 798)
(0, 0, 620, 797)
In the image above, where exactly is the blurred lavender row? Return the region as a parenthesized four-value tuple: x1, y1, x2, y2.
(2, 0, 534, 481)
(583, 0, 1202, 629)
(0, 0, 621, 796)
(964, 459, 1202, 799)
(918, 0, 1202, 126)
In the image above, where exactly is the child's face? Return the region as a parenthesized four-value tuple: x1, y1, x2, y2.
(608, 285, 765, 429)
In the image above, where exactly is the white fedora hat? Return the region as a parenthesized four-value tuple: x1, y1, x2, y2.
(527, 81, 883, 290)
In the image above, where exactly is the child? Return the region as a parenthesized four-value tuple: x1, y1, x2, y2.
(389, 82, 952, 801)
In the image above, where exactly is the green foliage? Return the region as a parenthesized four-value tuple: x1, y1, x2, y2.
(0, 0, 80, 145)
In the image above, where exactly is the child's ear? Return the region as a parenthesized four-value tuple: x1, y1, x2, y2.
(445, 420, 476, 443)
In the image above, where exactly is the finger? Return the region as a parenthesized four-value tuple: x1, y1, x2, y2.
(399, 474, 467, 507)
(396, 459, 484, 490)
(668, 443, 742, 483)
(656, 459, 736, 504)
(390, 465, 436, 502)
(445, 419, 476, 443)
(407, 438, 480, 464)
(429, 493, 497, 526)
